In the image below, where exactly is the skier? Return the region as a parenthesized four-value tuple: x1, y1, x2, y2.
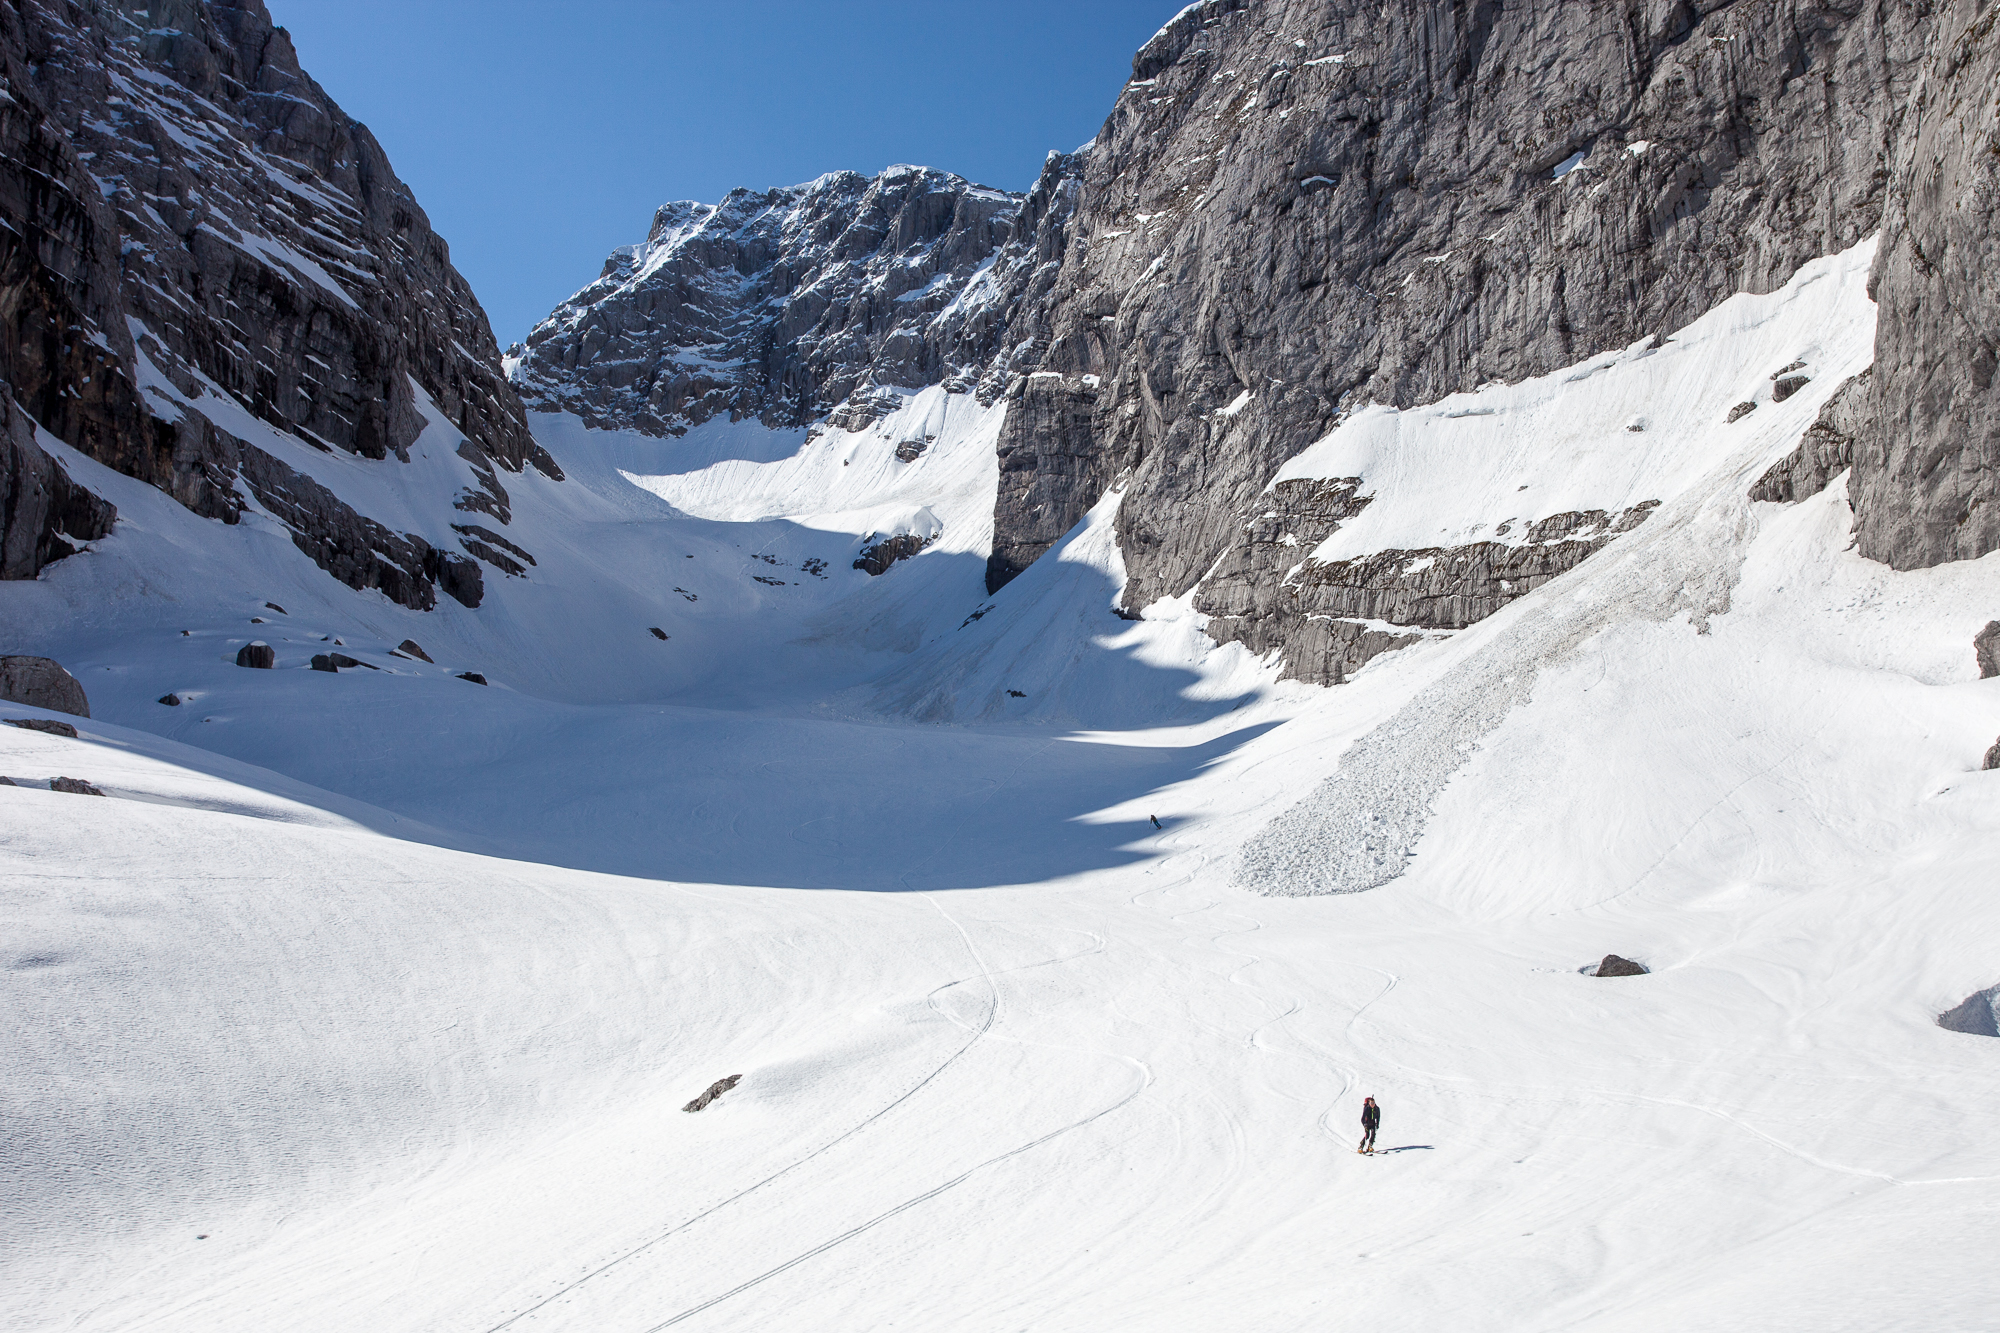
(1150, 814, 1162, 829)
(1359, 1096, 1380, 1154)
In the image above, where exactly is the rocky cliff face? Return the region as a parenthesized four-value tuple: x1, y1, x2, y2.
(1851, 0, 1999, 569)
(516, 0, 2000, 688)
(508, 159, 1084, 437)
(0, 0, 550, 606)
(988, 0, 1943, 679)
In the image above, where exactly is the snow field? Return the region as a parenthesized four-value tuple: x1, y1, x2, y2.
(4, 236, 1999, 1330)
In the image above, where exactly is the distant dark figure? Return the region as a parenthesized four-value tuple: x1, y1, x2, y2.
(1150, 814, 1162, 829)
(1359, 1096, 1380, 1154)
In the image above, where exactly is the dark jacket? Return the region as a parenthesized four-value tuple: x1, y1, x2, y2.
(1362, 1104, 1380, 1130)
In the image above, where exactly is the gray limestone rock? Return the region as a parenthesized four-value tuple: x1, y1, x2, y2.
(310, 655, 338, 673)
(682, 1074, 741, 1113)
(0, 656, 89, 716)
(1750, 371, 1871, 504)
(51, 776, 103, 795)
(1974, 621, 2000, 680)
(1595, 955, 1650, 978)
(0, 394, 116, 580)
(1851, 0, 2000, 570)
(396, 640, 434, 663)
(854, 532, 936, 577)
(993, 0, 1933, 637)
(1938, 985, 1999, 1037)
(5, 717, 79, 738)
(1984, 736, 2000, 771)
(0, 0, 550, 611)
(235, 642, 274, 669)
(456, 672, 487, 686)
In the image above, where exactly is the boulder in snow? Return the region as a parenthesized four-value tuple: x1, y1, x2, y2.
(236, 643, 275, 669)
(854, 532, 935, 576)
(1984, 737, 2000, 771)
(396, 640, 435, 663)
(1937, 986, 1999, 1037)
(6, 718, 79, 739)
(0, 657, 90, 717)
(1595, 955, 1649, 977)
(1771, 374, 1811, 402)
(683, 1074, 741, 1113)
(457, 672, 488, 686)
(158, 693, 181, 706)
(311, 655, 339, 673)
(51, 776, 104, 796)
(1976, 621, 2000, 679)
(650, 627, 668, 640)
(1726, 402, 1758, 423)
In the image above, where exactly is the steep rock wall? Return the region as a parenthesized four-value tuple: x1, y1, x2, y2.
(993, 0, 1932, 637)
(0, 0, 546, 604)
(1852, 0, 2000, 567)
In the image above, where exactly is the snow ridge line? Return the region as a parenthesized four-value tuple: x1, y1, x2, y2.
(474, 901, 1005, 1333)
(641, 898, 1151, 1331)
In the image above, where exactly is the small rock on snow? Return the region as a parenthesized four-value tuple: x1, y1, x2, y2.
(650, 627, 668, 640)
(235, 643, 275, 669)
(1595, 954, 1649, 977)
(1727, 402, 1758, 423)
(51, 776, 104, 796)
(1772, 375, 1811, 402)
(683, 1074, 742, 1112)
(457, 672, 488, 686)
(397, 639, 434, 663)
(1937, 986, 1999, 1037)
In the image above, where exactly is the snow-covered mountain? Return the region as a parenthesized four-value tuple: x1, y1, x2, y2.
(507, 161, 1082, 438)
(3, 0, 1999, 1330)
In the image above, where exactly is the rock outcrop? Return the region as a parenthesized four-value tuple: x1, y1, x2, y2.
(0, 0, 549, 608)
(0, 394, 116, 579)
(682, 1074, 741, 1113)
(854, 532, 935, 577)
(0, 655, 89, 716)
(982, 0, 1947, 680)
(1975, 621, 2000, 680)
(6, 716, 78, 738)
(1751, 371, 1872, 504)
(1938, 985, 2000, 1037)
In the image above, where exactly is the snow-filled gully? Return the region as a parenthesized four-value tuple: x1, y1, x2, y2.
(6, 240, 2000, 1331)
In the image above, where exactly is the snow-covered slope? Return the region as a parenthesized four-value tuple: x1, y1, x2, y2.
(6, 229, 2000, 1332)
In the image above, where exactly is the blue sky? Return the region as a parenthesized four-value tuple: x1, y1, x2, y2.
(266, 1, 1177, 346)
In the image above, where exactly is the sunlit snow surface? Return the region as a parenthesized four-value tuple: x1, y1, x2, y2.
(4, 241, 1999, 1331)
